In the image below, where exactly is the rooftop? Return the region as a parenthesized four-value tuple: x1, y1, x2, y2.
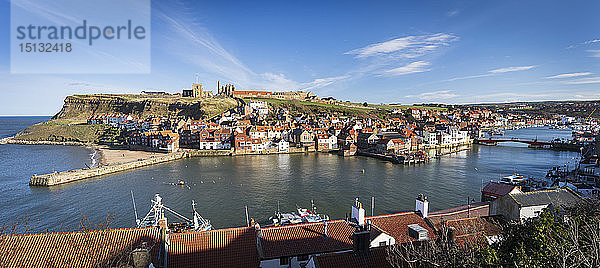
(168, 227, 259, 268)
(482, 181, 522, 197)
(0, 227, 159, 267)
(510, 188, 582, 207)
(314, 247, 393, 268)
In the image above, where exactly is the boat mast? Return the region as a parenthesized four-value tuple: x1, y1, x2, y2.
(131, 190, 139, 226)
(192, 200, 199, 230)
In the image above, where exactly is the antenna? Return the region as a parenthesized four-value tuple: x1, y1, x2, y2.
(371, 196, 374, 216)
(245, 206, 250, 227)
(131, 190, 139, 226)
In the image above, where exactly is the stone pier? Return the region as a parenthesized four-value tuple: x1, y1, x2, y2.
(30, 152, 187, 186)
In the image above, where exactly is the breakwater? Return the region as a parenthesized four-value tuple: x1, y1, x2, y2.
(0, 137, 89, 146)
(30, 152, 187, 186)
(28, 148, 314, 186)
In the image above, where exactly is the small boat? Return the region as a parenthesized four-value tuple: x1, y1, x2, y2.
(499, 174, 526, 185)
(269, 200, 330, 227)
(134, 193, 212, 233)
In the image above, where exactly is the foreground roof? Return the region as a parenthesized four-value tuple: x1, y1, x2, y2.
(258, 219, 354, 259)
(367, 212, 437, 243)
(427, 202, 490, 229)
(168, 227, 259, 268)
(314, 247, 393, 268)
(0, 227, 159, 268)
(510, 188, 582, 207)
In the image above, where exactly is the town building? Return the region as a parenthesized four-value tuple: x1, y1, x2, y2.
(489, 188, 582, 221)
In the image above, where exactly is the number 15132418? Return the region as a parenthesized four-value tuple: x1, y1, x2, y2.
(19, 43, 72, 53)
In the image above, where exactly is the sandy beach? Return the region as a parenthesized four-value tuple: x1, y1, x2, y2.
(96, 146, 166, 166)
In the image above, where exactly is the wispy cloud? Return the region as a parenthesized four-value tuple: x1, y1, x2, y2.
(545, 72, 592, 79)
(447, 9, 460, 17)
(155, 4, 349, 92)
(587, 50, 600, 58)
(302, 75, 351, 90)
(489, 66, 536, 73)
(345, 33, 458, 59)
(383, 61, 431, 76)
(584, 39, 600, 45)
(565, 77, 600, 85)
(406, 90, 458, 100)
(442, 73, 493, 82)
(567, 39, 600, 49)
(443, 65, 536, 82)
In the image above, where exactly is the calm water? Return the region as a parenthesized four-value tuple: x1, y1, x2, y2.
(0, 117, 577, 232)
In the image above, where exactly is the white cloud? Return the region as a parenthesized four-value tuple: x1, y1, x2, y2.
(442, 65, 535, 82)
(301, 75, 351, 90)
(443, 73, 494, 82)
(545, 72, 592, 79)
(155, 5, 347, 92)
(383, 61, 431, 76)
(488, 66, 536, 73)
(584, 39, 600, 45)
(406, 90, 458, 100)
(447, 10, 460, 17)
(565, 77, 600, 84)
(345, 33, 458, 59)
(587, 50, 600, 58)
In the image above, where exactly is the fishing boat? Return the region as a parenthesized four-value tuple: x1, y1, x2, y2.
(269, 200, 330, 227)
(133, 193, 212, 233)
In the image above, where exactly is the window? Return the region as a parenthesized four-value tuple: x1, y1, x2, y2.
(379, 241, 387, 246)
(280, 257, 289, 265)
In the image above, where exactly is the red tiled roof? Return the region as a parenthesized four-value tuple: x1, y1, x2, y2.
(427, 202, 490, 229)
(168, 227, 259, 268)
(314, 247, 393, 268)
(0, 227, 159, 267)
(259, 220, 354, 259)
(233, 90, 272, 95)
(367, 212, 437, 243)
(445, 217, 502, 238)
(482, 182, 521, 197)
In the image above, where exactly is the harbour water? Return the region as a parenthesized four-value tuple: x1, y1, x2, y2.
(0, 117, 577, 232)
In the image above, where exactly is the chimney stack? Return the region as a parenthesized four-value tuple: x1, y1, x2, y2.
(415, 194, 429, 218)
(351, 198, 366, 226)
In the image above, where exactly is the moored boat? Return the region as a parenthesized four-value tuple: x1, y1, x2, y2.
(269, 200, 330, 227)
(134, 193, 212, 233)
(499, 174, 526, 185)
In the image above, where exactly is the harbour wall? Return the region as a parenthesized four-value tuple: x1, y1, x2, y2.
(30, 152, 187, 186)
(29, 147, 312, 187)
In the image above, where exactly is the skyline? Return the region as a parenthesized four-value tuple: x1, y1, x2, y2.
(1, 0, 600, 115)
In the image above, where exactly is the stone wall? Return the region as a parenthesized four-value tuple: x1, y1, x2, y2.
(30, 152, 186, 186)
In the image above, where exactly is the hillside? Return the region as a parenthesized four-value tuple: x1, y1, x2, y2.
(53, 94, 238, 120)
(12, 119, 111, 143)
(12, 94, 238, 143)
(245, 98, 390, 119)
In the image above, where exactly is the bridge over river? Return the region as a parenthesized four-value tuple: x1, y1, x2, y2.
(475, 137, 552, 146)
(474, 137, 584, 151)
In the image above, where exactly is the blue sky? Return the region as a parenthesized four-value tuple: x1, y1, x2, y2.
(1, 0, 600, 115)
